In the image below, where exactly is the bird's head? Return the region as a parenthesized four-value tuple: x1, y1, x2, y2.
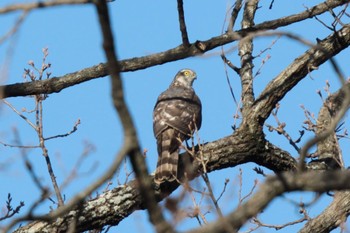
(171, 69, 197, 88)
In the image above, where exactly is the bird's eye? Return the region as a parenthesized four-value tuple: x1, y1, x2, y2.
(184, 71, 190, 76)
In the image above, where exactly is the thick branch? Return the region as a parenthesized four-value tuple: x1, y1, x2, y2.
(14, 79, 350, 231)
(14, 129, 297, 232)
(4, 1, 350, 232)
(2, 0, 348, 99)
(14, 82, 349, 231)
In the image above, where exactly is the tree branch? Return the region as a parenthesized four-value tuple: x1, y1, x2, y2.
(187, 170, 350, 233)
(307, 83, 350, 170)
(13, 82, 350, 232)
(298, 83, 350, 233)
(0, 0, 93, 14)
(227, 0, 243, 32)
(176, 0, 190, 47)
(251, 25, 350, 124)
(238, 0, 258, 117)
(299, 191, 350, 233)
(1, 0, 348, 99)
(13, 127, 297, 232)
(94, 1, 173, 232)
(4, 1, 350, 232)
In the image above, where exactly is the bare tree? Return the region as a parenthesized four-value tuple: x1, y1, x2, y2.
(1, 0, 350, 232)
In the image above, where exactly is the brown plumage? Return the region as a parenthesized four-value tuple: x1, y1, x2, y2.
(153, 69, 202, 183)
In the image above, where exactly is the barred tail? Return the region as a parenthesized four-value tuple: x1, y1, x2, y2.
(154, 129, 180, 183)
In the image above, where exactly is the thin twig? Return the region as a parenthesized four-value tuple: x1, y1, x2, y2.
(12, 127, 47, 192)
(299, 84, 350, 171)
(59, 142, 96, 191)
(0, 10, 28, 44)
(188, 188, 208, 225)
(253, 206, 309, 230)
(0, 194, 25, 221)
(216, 179, 229, 204)
(0, 0, 94, 14)
(266, 123, 301, 153)
(44, 119, 80, 141)
(1, 99, 37, 130)
(201, 173, 223, 217)
(35, 94, 64, 207)
(194, 129, 235, 233)
(0, 141, 39, 148)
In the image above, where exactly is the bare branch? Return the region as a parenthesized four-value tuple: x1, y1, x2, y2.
(253, 208, 309, 230)
(0, 194, 24, 221)
(94, 1, 172, 233)
(299, 82, 350, 171)
(1, 99, 37, 129)
(0, 141, 39, 148)
(177, 0, 190, 46)
(252, 25, 350, 125)
(299, 191, 350, 233)
(2, 1, 350, 232)
(44, 119, 80, 141)
(0, 11, 28, 44)
(227, 0, 243, 32)
(238, 0, 259, 116)
(187, 170, 350, 233)
(313, 82, 349, 168)
(0, 0, 94, 14)
(1, 0, 348, 99)
(13, 125, 297, 232)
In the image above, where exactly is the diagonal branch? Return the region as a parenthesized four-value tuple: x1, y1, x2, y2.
(250, 25, 350, 125)
(299, 191, 350, 233)
(1, 0, 348, 99)
(0, 10, 28, 44)
(187, 170, 350, 233)
(254, 0, 350, 31)
(227, 0, 243, 32)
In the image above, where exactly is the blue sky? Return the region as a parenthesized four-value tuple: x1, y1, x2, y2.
(0, 1, 349, 232)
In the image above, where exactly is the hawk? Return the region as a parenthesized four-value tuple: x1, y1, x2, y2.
(153, 69, 202, 184)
